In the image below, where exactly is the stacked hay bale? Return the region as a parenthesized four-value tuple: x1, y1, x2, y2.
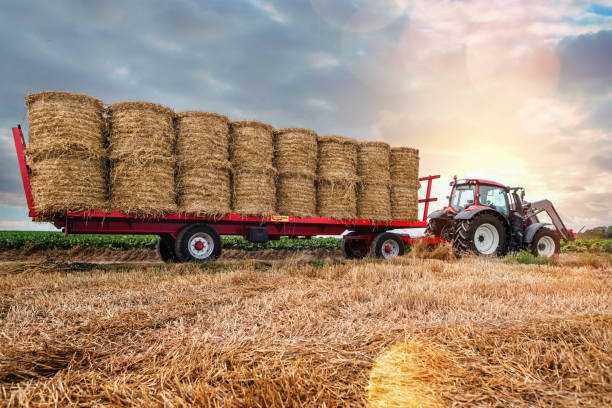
(274, 128, 318, 217)
(357, 142, 391, 220)
(230, 121, 276, 215)
(316, 136, 358, 219)
(390, 147, 420, 220)
(25, 92, 107, 214)
(107, 102, 176, 214)
(176, 112, 231, 216)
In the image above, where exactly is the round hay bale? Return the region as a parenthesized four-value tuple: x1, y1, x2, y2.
(110, 157, 176, 215)
(230, 121, 275, 172)
(25, 92, 105, 157)
(176, 111, 229, 162)
(107, 102, 175, 160)
(317, 135, 358, 180)
(177, 159, 231, 216)
(274, 128, 318, 175)
(232, 169, 276, 216)
(276, 172, 316, 217)
(316, 179, 357, 219)
(391, 186, 419, 221)
(358, 183, 391, 221)
(358, 141, 390, 184)
(390, 147, 419, 188)
(29, 154, 107, 214)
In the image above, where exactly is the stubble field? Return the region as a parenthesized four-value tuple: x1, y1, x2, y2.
(0, 241, 611, 407)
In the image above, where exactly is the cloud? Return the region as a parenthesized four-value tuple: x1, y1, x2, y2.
(309, 52, 340, 69)
(0, 192, 26, 208)
(248, 0, 286, 23)
(307, 98, 335, 111)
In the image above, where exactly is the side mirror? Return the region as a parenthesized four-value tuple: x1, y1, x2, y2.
(449, 181, 454, 186)
(445, 195, 450, 200)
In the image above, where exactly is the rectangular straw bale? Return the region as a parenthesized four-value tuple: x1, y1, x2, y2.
(316, 179, 357, 219)
(358, 183, 391, 221)
(232, 169, 276, 216)
(391, 186, 419, 221)
(276, 173, 316, 217)
(274, 128, 318, 175)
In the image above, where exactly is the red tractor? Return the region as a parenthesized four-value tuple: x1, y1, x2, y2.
(427, 178, 575, 257)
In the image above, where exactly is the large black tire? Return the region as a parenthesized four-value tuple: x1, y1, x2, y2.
(175, 224, 222, 262)
(452, 213, 507, 257)
(426, 219, 452, 241)
(341, 232, 367, 259)
(370, 232, 405, 259)
(156, 234, 178, 263)
(530, 228, 560, 257)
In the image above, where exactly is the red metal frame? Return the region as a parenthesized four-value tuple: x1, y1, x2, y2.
(13, 126, 441, 241)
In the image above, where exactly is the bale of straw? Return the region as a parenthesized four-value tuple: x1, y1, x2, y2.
(176, 112, 231, 216)
(107, 102, 177, 214)
(232, 169, 276, 216)
(357, 141, 390, 184)
(107, 102, 175, 160)
(391, 186, 419, 221)
(25, 92, 105, 156)
(390, 147, 419, 188)
(358, 183, 391, 221)
(230, 121, 275, 172)
(276, 173, 316, 217)
(274, 128, 318, 175)
(28, 154, 107, 214)
(316, 180, 357, 219)
(110, 157, 176, 214)
(317, 135, 358, 180)
(176, 112, 229, 162)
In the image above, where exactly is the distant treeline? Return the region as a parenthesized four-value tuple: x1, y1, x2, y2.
(579, 226, 612, 239)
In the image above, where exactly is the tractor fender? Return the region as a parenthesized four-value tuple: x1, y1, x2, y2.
(524, 223, 549, 244)
(455, 207, 507, 223)
(428, 208, 452, 220)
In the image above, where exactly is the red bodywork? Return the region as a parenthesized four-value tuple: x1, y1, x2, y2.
(13, 126, 444, 247)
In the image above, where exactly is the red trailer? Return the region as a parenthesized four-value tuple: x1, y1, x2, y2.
(12, 126, 443, 262)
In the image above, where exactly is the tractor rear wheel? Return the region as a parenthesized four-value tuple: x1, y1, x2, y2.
(341, 232, 367, 259)
(530, 229, 560, 257)
(370, 232, 405, 259)
(156, 234, 178, 263)
(453, 214, 507, 257)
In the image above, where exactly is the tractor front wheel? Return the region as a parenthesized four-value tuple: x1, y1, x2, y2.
(530, 229, 560, 257)
(453, 214, 507, 257)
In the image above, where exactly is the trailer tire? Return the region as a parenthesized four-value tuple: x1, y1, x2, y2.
(156, 234, 178, 263)
(370, 232, 405, 259)
(530, 228, 560, 258)
(175, 224, 222, 262)
(341, 232, 367, 259)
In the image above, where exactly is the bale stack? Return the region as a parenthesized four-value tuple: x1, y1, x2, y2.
(390, 147, 420, 220)
(316, 136, 358, 219)
(357, 142, 391, 221)
(176, 112, 231, 216)
(25, 92, 107, 214)
(274, 128, 318, 217)
(107, 102, 176, 214)
(230, 121, 276, 216)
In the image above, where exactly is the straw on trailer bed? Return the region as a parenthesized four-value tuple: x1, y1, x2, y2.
(232, 168, 276, 216)
(317, 135, 358, 180)
(357, 141, 391, 184)
(274, 128, 318, 175)
(358, 182, 391, 221)
(177, 159, 232, 216)
(230, 121, 275, 172)
(316, 179, 358, 219)
(176, 111, 230, 162)
(25, 92, 105, 157)
(391, 186, 419, 221)
(390, 147, 419, 189)
(276, 172, 316, 217)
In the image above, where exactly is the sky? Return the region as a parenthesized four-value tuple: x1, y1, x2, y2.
(0, 0, 611, 231)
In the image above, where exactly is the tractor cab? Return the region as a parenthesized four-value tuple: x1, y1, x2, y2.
(448, 179, 510, 217)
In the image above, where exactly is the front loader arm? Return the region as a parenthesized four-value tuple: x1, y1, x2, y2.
(527, 200, 575, 242)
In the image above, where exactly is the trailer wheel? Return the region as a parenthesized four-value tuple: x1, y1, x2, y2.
(530, 228, 560, 257)
(156, 234, 178, 263)
(341, 232, 367, 259)
(175, 224, 222, 262)
(370, 232, 405, 259)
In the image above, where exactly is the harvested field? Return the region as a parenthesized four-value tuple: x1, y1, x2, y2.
(1, 253, 610, 407)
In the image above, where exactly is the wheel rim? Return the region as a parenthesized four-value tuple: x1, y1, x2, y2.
(536, 235, 555, 257)
(188, 232, 214, 259)
(473, 223, 499, 255)
(381, 239, 400, 259)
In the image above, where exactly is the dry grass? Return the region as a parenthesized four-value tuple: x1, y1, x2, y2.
(1, 254, 610, 406)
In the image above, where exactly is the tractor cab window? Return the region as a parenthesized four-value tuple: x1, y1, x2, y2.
(478, 185, 509, 216)
(450, 184, 475, 212)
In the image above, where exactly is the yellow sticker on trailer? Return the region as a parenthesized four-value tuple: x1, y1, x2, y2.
(270, 215, 290, 222)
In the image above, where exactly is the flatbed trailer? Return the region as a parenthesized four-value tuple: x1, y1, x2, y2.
(12, 126, 443, 261)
